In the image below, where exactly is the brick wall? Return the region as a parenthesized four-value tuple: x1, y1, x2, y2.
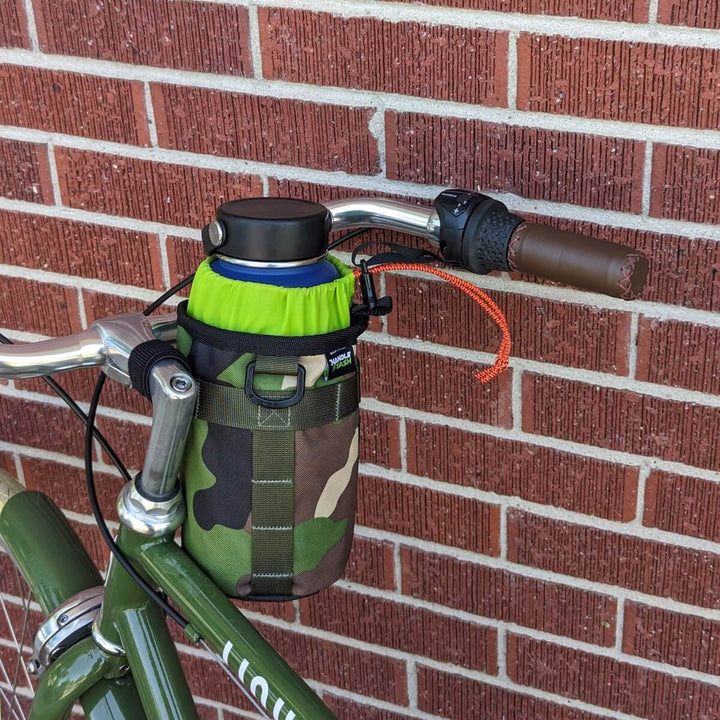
(1, 1, 719, 718)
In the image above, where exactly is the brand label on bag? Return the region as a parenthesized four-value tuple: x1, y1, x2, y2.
(324, 346, 356, 381)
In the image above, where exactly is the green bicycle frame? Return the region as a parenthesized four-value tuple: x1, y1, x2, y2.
(0, 486, 336, 720)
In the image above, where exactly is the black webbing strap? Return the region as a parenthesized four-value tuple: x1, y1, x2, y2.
(196, 373, 359, 430)
(127, 340, 192, 398)
(176, 301, 369, 357)
(351, 240, 440, 268)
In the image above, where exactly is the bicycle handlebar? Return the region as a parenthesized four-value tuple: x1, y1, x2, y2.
(429, 189, 647, 299)
(0, 190, 648, 380)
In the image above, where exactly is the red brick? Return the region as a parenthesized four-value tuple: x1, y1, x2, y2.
(380, 0, 647, 22)
(232, 597, 295, 624)
(179, 650, 252, 710)
(267, 178, 420, 207)
(55, 148, 262, 228)
(523, 373, 720, 469)
(637, 317, 720, 394)
(624, 602, 720, 675)
(0, 276, 80, 336)
(358, 474, 501, 554)
(324, 696, 413, 720)
(508, 509, 720, 608)
(651, 145, 720, 225)
(644, 470, 720, 543)
(344, 535, 396, 590)
(0, 66, 149, 145)
(219, 711, 255, 720)
(0, 0, 28, 48)
(82, 290, 149, 323)
(256, 621, 408, 704)
(0, 210, 163, 289)
(33, 0, 252, 76)
(0, 451, 15, 475)
(387, 274, 631, 374)
(0, 394, 85, 457)
(407, 421, 638, 522)
(359, 411, 401, 469)
(387, 112, 645, 213)
(418, 667, 610, 720)
(658, 0, 720, 28)
(0, 139, 52, 204)
(517, 36, 720, 130)
(300, 586, 497, 672)
(152, 83, 380, 175)
(0, 541, 28, 594)
(359, 342, 513, 426)
(92, 415, 150, 471)
(167, 236, 204, 296)
(192, 705, 220, 720)
(510, 212, 720, 312)
(71, 520, 108, 571)
(18, 365, 150, 422)
(402, 546, 617, 645)
(21, 456, 118, 521)
(260, 8, 507, 105)
(509, 633, 720, 719)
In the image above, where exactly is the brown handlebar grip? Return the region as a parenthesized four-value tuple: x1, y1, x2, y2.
(507, 223, 648, 300)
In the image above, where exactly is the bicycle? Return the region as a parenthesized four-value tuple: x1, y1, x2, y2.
(0, 191, 647, 719)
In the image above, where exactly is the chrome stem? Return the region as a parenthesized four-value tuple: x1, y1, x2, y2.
(141, 361, 196, 499)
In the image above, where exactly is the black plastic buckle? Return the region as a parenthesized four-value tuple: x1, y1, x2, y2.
(245, 361, 306, 409)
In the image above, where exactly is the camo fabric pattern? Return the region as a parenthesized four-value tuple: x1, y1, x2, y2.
(177, 321, 360, 600)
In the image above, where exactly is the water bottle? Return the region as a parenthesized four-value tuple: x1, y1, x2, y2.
(188, 198, 352, 336)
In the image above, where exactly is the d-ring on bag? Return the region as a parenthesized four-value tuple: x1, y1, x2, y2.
(177, 198, 368, 600)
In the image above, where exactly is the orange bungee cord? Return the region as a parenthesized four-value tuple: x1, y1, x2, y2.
(353, 262, 511, 384)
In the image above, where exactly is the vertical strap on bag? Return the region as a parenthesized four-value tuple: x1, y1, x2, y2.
(250, 356, 299, 596)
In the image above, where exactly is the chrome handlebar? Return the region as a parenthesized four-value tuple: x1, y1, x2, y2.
(325, 198, 440, 244)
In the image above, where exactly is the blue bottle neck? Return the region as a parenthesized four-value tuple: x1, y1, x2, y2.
(210, 257, 340, 288)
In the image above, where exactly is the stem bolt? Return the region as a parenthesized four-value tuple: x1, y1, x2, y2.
(170, 375, 192, 393)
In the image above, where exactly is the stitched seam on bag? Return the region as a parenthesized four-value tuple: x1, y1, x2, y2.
(252, 525, 293, 531)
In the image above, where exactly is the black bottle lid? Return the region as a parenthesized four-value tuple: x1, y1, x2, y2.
(202, 197, 331, 263)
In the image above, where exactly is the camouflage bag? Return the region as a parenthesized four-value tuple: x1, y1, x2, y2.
(176, 299, 368, 600)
